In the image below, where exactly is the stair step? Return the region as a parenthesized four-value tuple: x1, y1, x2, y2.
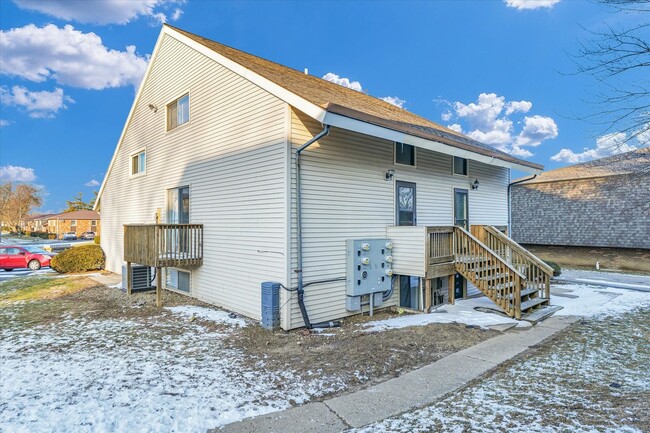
(498, 285, 537, 298)
(521, 305, 563, 324)
(520, 297, 549, 311)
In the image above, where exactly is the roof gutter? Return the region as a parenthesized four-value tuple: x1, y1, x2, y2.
(508, 174, 537, 238)
(295, 124, 330, 329)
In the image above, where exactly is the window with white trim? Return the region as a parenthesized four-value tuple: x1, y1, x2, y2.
(167, 269, 190, 293)
(131, 150, 146, 175)
(167, 94, 189, 131)
(453, 156, 468, 176)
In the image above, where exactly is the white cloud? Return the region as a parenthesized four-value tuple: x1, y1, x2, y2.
(1, 86, 73, 118)
(171, 8, 183, 21)
(0, 24, 149, 90)
(505, 0, 561, 10)
(0, 165, 36, 182)
(0, 119, 11, 127)
(505, 100, 532, 115)
(13, 0, 185, 25)
(443, 92, 557, 158)
(322, 72, 363, 92)
(551, 131, 639, 163)
(515, 115, 558, 147)
(381, 96, 406, 108)
(85, 179, 100, 187)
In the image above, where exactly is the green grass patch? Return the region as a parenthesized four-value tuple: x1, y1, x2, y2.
(0, 276, 94, 303)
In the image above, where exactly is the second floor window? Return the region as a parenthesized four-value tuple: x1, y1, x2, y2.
(131, 150, 146, 175)
(167, 94, 189, 131)
(395, 142, 415, 166)
(453, 156, 468, 176)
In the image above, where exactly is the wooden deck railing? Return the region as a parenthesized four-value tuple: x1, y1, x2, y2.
(427, 226, 454, 265)
(124, 224, 203, 268)
(474, 225, 553, 300)
(453, 226, 526, 319)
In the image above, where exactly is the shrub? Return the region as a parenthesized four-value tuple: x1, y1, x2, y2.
(47, 233, 56, 240)
(51, 244, 105, 273)
(543, 260, 562, 277)
(25, 231, 32, 237)
(94, 235, 100, 245)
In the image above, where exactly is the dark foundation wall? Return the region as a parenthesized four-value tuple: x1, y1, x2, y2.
(523, 244, 650, 274)
(511, 174, 650, 249)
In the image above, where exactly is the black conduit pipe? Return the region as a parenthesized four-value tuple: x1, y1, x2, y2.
(295, 125, 331, 329)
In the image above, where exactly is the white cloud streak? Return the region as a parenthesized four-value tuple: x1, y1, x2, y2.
(381, 96, 406, 108)
(443, 92, 558, 158)
(85, 179, 100, 187)
(13, 0, 185, 25)
(505, 0, 561, 10)
(0, 119, 11, 127)
(0, 24, 149, 90)
(1, 86, 73, 118)
(322, 72, 363, 92)
(0, 165, 37, 182)
(551, 131, 640, 163)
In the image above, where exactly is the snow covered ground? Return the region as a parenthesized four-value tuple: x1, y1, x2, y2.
(360, 282, 650, 332)
(0, 305, 345, 433)
(351, 284, 650, 433)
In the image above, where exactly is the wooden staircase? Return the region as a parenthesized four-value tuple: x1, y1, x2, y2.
(453, 226, 552, 320)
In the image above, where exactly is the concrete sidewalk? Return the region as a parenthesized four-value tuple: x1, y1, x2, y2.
(211, 315, 580, 433)
(556, 269, 650, 292)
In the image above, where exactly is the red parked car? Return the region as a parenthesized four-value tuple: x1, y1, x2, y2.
(0, 246, 53, 271)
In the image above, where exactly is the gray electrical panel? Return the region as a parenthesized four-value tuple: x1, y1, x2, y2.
(346, 239, 393, 311)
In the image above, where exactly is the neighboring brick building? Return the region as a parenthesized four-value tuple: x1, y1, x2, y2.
(511, 147, 649, 272)
(46, 210, 101, 239)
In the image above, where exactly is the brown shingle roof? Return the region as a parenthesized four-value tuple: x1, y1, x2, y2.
(47, 210, 100, 220)
(167, 25, 542, 171)
(514, 147, 650, 184)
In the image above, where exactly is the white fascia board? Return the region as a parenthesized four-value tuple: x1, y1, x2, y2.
(163, 26, 327, 123)
(322, 112, 542, 174)
(94, 27, 168, 211)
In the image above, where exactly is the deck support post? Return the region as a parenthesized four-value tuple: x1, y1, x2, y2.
(424, 279, 432, 312)
(448, 273, 455, 305)
(156, 267, 162, 307)
(126, 261, 132, 296)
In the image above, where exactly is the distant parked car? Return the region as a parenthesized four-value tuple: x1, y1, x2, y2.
(0, 245, 53, 271)
(80, 231, 95, 240)
(61, 232, 78, 240)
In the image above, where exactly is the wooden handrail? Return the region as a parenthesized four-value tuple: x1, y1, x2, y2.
(481, 225, 552, 299)
(453, 226, 525, 319)
(124, 224, 203, 268)
(426, 226, 454, 265)
(484, 226, 554, 274)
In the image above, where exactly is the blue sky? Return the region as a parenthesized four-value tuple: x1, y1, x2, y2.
(0, 0, 648, 213)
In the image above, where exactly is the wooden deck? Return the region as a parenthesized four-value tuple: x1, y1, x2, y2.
(124, 224, 204, 268)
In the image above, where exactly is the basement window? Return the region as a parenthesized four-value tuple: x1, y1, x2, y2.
(395, 142, 415, 166)
(453, 156, 468, 176)
(167, 93, 190, 131)
(166, 269, 190, 293)
(131, 150, 146, 175)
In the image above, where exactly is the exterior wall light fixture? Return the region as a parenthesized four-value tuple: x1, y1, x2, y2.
(385, 169, 396, 181)
(471, 179, 480, 190)
(148, 104, 158, 112)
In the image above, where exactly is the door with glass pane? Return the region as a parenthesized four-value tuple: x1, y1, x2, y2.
(454, 188, 469, 229)
(396, 181, 416, 226)
(167, 186, 190, 254)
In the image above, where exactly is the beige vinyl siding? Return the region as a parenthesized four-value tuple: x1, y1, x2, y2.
(100, 33, 288, 319)
(285, 109, 510, 329)
(386, 226, 427, 277)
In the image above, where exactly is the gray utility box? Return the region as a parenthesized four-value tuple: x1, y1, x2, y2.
(346, 239, 393, 311)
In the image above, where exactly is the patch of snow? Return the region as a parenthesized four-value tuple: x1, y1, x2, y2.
(108, 281, 122, 289)
(1, 312, 345, 433)
(552, 284, 650, 317)
(166, 305, 248, 327)
(361, 297, 528, 332)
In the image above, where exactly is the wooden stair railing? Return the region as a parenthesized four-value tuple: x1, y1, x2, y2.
(453, 226, 526, 319)
(475, 225, 553, 301)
